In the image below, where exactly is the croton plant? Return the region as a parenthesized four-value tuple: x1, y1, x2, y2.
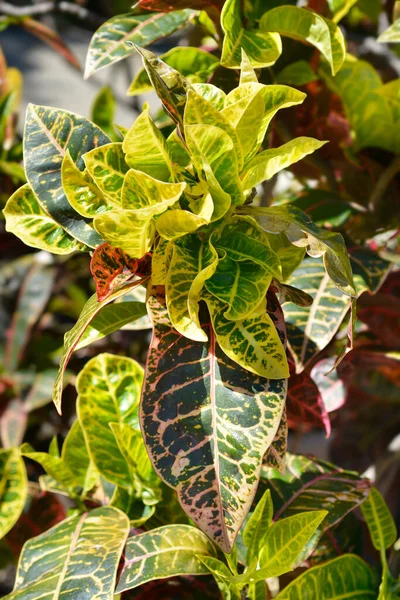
(1, 0, 399, 598)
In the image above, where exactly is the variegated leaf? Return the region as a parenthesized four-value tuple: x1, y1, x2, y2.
(24, 104, 110, 246)
(3, 184, 81, 255)
(62, 150, 110, 218)
(116, 524, 217, 592)
(121, 168, 185, 210)
(90, 243, 141, 301)
(141, 296, 287, 552)
(155, 209, 208, 240)
(263, 411, 287, 473)
(83, 142, 129, 205)
(93, 209, 155, 259)
(5, 506, 129, 599)
(0, 448, 27, 539)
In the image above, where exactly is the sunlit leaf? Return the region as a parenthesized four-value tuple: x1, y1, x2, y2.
(61, 420, 96, 494)
(156, 209, 208, 240)
(93, 209, 155, 259)
(62, 150, 110, 218)
(361, 487, 397, 552)
(0, 448, 27, 539)
(90, 243, 140, 301)
(244, 489, 273, 566)
(121, 168, 185, 210)
(83, 142, 129, 205)
(377, 18, 400, 43)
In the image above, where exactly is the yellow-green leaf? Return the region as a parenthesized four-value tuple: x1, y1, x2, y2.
(240, 49, 259, 84)
(83, 142, 129, 205)
(328, 0, 359, 23)
(0, 448, 27, 539)
(244, 489, 273, 566)
(62, 150, 110, 217)
(361, 487, 397, 552)
(121, 168, 185, 210)
(93, 209, 155, 259)
(155, 209, 207, 240)
(378, 18, 400, 42)
(3, 184, 81, 255)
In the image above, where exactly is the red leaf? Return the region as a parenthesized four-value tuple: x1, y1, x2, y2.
(287, 370, 331, 437)
(137, 0, 224, 12)
(357, 292, 400, 348)
(90, 243, 151, 301)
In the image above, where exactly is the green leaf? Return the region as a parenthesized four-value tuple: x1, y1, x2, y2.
(93, 210, 155, 259)
(193, 83, 227, 110)
(24, 104, 110, 246)
(121, 168, 185, 210)
(242, 137, 326, 195)
(53, 279, 144, 413)
(61, 420, 96, 493)
(21, 442, 81, 496)
(0, 448, 27, 539)
(128, 46, 219, 96)
(91, 85, 118, 141)
(275, 554, 376, 599)
(166, 234, 218, 341)
(83, 142, 129, 205)
(276, 60, 317, 85)
(84, 10, 195, 78)
(221, 0, 282, 68)
(237, 511, 327, 583)
(361, 487, 397, 552)
(327, 0, 359, 23)
(261, 6, 345, 76)
(141, 295, 287, 552)
(378, 18, 400, 42)
(243, 489, 273, 566)
(62, 150, 110, 218)
(205, 254, 272, 321)
(122, 106, 173, 181)
(3, 183, 81, 255)
(240, 49, 259, 84)
(5, 506, 129, 599)
(116, 524, 217, 592)
(197, 556, 241, 600)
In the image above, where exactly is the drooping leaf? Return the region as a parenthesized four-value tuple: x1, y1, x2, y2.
(260, 6, 345, 76)
(275, 554, 376, 599)
(0, 448, 27, 539)
(24, 104, 110, 246)
(62, 150, 109, 218)
(377, 18, 400, 43)
(361, 487, 397, 552)
(221, 0, 282, 68)
(91, 85, 118, 141)
(77, 353, 143, 488)
(5, 506, 129, 599)
(83, 142, 129, 205)
(90, 243, 140, 301)
(116, 525, 217, 593)
(241, 137, 326, 196)
(52, 278, 145, 413)
(243, 489, 273, 566)
(84, 10, 195, 78)
(3, 184, 81, 255)
(128, 47, 219, 96)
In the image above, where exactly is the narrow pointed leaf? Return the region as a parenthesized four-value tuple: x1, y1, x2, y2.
(77, 353, 143, 488)
(85, 10, 194, 78)
(83, 142, 129, 205)
(61, 420, 96, 493)
(244, 489, 273, 566)
(328, 0, 359, 23)
(0, 448, 27, 539)
(20, 443, 82, 495)
(4, 184, 81, 255)
(361, 487, 397, 552)
(24, 104, 110, 246)
(240, 49, 258, 84)
(62, 150, 109, 218)
(141, 295, 287, 552)
(197, 556, 241, 599)
(6, 506, 129, 600)
(116, 524, 217, 593)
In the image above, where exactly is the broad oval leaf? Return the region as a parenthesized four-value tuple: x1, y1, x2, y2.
(0, 448, 27, 539)
(275, 554, 376, 599)
(140, 295, 287, 552)
(5, 506, 129, 600)
(116, 524, 217, 592)
(3, 184, 81, 255)
(361, 487, 397, 552)
(84, 10, 195, 78)
(83, 142, 129, 205)
(77, 353, 143, 488)
(62, 150, 109, 218)
(24, 104, 110, 246)
(121, 168, 185, 210)
(94, 209, 155, 259)
(260, 6, 345, 76)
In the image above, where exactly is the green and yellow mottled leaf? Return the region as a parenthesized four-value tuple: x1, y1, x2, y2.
(240, 49, 258, 84)
(0, 448, 27, 539)
(77, 353, 143, 488)
(116, 525, 217, 592)
(62, 150, 109, 218)
(156, 209, 208, 240)
(361, 487, 397, 552)
(166, 234, 218, 341)
(141, 296, 287, 552)
(221, 0, 282, 68)
(205, 254, 272, 321)
(197, 556, 241, 599)
(242, 137, 326, 195)
(61, 420, 97, 494)
(193, 83, 227, 111)
(151, 238, 169, 285)
(4, 184, 81, 254)
(5, 506, 129, 599)
(275, 554, 376, 599)
(262, 410, 287, 473)
(261, 6, 345, 76)
(166, 128, 191, 167)
(83, 142, 129, 205)
(122, 106, 173, 181)
(93, 209, 155, 259)
(20, 442, 80, 496)
(268, 233, 306, 281)
(121, 168, 185, 210)
(53, 278, 144, 413)
(24, 104, 109, 247)
(84, 10, 194, 78)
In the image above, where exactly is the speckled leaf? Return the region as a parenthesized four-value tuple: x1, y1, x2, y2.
(24, 104, 109, 246)
(83, 142, 129, 205)
(262, 411, 287, 473)
(4, 184, 81, 255)
(62, 150, 110, 218)
(0, 448, 27, 539)
(116, 525, 217, 593)
(77, 353, 143, 488)
(261, 6, 345, 76)
(275, 554, 376, 599)
(141, 295, 287, 552)
(53, 278, 145, 413)
(90, 243, 139, 301)
(5, 506, 129, 600)
(85, 10, 194, 78)
(361, 487, 397, 551)
(221, 0, 282, 68)
(121, 168, 185, 210)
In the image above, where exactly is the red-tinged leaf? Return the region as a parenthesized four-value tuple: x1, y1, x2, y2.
(287, 370, 331, 437)
(90, 242, 151, 301)
(21, 18, 80, 71)
(5, 491, 66, 558)
(141, 295, 287, 553)
(136, 0, 223, 23)
(311, 357, 346, 413)
(357, 292, 400, 348)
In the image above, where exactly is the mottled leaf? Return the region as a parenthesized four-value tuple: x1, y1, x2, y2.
(62, 150, 109, 218)
(121, 168, 185, 210)
(155, 209, 208, 240)
(93, 210, 155, 260)
(83, 142, 129, 205)
(361, 487, 397, 552)
(262, 411, 287, 473)
(90, 243, 140, 301)
(0, 448, 27, 539)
